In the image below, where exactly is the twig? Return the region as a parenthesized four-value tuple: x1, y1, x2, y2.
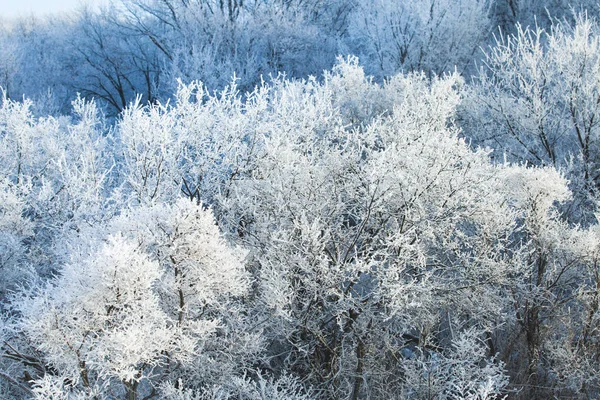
(0, 370, 34, 396)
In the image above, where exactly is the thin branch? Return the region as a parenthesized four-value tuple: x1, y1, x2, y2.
(0, 370, 34, 396)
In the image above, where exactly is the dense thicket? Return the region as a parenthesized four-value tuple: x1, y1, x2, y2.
(1, 1, 600, 399)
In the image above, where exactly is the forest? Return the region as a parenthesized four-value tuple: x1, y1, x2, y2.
(1, 0, 600, 399)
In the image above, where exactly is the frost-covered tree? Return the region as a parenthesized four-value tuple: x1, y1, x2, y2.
(189, 58, 514, 398)
(105, 200, 259, 389)
(493, 166, 599, 398)
(14, 200, 253, 399)
(113, 0, 342, 98)
(462, 12, 600, 221)
(21, 234, 176, 399)
(490, 0, 600, 34)
(116, 78, 267, 206)
(0, 94, 111, 276)
(70, 7, 165, 113)
(346, 0, 491, 78)
(205, 58, 594, 399)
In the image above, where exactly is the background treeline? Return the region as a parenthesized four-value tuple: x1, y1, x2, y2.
(0, 0, 597, 116)
(2, 1, 600, 399)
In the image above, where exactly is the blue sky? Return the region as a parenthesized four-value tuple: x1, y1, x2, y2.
(1, 0, 108, 17)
